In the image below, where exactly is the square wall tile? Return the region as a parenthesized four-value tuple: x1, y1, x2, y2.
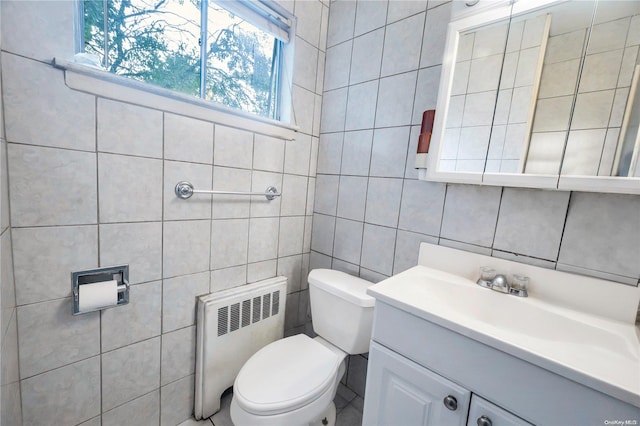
(210, 219, 249, 270)
(99, 153, 162, 223)
(325, 40, 353, 91)
(1, 310, 19, 385)
(161, 326, 196, 386)
(160, 375, 195, 426)
(375, 72, 418, 128)
(558, 192, 640, 280)
(248, 260, 277, 284)
(13, 225, 98, 305)
(164, 160, 213, 221)
(364, 178, 403, 228)
(381, 13, 425, 77)
(100, 222, 162, 285)
(213, 125, 253, 169)
(1, 381, 22, 426)
(277, 255, 303, 293)
(327, 0, 356, 47)
(387, 0, 428, 24)
(210, 266, 247, 293)
(412, 66, 441, 125)
(101, 281, 162, 352)
(162, 271, 210, 332)
(295, 0, 323, 47)
(360, 224, 397, 276)
(354, 0, 387, 36)
(337, 176, 368, 221)
(102, 390, 159, 426)
(314, 175, 340, 215)
(163, 220, 210, 278)
(210, 219, 249, 269)
(440, 184, 502, 247)
(285, 136, 312, 176)
(253, 134, 285, 173)
(98, 99, 162, 158)
(345, 80, 379, 131)
(212, 166, 252, 219)
(394, 230, 439, 275)
(398, 180, 446, 237)
(320, 88, 348, 133)
(278, 216, 305, 257)
(281, 174, 308, 217)
(292, 85, 316, 135)
(341, 130, 373, 176)
(250, 171, 283, 218)
(102, 337, 161, 411)
(3, 54, 95, 151)
(420, 2, 452, 68)
(17, 298, 99, 378)
(2, 2, 75, 62)
(294, 37, 320, 92)
(21, 357, 100, 426)
(164, 113, 213, 164)
(317, 132, 344, 175)
(311, 214, 336, 256)
(571, 90, 615, 130)
(1, 231, 16, 337)
(8, 144, 97, 227)
(493, 188, 570, 261)
(248, 217, 280, 263)
(350, 29, 384, 85)
(370, 127, 410, 178)
(333, 218, 364, 265)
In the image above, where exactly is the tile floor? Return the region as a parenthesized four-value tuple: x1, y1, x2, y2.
(178, 384, 364, 426)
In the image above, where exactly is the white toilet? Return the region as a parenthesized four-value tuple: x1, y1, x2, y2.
(230, 269, 375, 426)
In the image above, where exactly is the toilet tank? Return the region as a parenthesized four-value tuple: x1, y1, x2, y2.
(308, 269, 375, 354)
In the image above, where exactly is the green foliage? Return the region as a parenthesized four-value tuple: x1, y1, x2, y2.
(82, 0, 277, 117)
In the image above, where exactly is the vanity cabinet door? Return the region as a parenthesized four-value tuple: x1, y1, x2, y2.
(467, 395, 533, 426)
(363, 341, 471, 426)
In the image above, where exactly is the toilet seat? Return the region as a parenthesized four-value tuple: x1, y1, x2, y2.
(233, 334, 343, 416)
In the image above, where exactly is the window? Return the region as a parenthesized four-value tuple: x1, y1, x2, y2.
(80, 0, 293, 120)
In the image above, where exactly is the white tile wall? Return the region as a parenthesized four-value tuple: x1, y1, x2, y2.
(0, 1, 324, 423)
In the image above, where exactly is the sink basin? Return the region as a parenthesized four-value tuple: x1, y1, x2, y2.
(415, 273, 639, 362)
(367, 264, 640, 407)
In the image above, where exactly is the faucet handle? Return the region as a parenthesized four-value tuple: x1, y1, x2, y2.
(508, 274, 529, 297)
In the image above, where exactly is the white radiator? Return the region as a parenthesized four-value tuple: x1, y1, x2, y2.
(194, 276, 287, 420)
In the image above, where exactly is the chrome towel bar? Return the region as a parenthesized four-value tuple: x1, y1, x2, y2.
(175, 181, 281, 201)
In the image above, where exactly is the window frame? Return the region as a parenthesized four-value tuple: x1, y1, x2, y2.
(76, 0, 295, 122)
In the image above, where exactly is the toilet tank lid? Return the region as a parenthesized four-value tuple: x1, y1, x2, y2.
(308, 269, 375, 307)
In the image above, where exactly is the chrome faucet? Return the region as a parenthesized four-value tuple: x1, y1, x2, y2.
(476, 269, 528, 297)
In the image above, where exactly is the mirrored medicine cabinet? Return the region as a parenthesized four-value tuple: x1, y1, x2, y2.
(420, 0, 640, 194)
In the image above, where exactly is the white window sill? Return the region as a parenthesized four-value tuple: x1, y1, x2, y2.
(52, 58, 299, 141)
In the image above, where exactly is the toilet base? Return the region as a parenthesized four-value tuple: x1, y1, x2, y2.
(309, 402, 336, 426)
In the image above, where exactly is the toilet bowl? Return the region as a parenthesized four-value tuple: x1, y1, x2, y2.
(230, 269, 375, 426)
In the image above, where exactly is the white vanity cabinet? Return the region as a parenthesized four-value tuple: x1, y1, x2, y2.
(364, 340, 531, 426)
(363, 301, 640, 425)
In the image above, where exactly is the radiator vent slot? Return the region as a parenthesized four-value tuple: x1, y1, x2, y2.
(263, 293, 272, 319)
(252, 296, 261, 323)
(272, 290, 280, 315)
(230, 303, 240, 332)
(217, 306, 228, 336)
(242, 299, 251, 327)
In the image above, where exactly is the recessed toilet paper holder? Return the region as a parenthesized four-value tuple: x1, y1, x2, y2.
(72, 265, 130, 315)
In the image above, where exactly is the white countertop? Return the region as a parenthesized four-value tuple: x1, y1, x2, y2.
(367, 265, 640, 408)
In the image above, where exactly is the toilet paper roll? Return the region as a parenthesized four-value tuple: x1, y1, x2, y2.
(78, 280, 118, 312)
